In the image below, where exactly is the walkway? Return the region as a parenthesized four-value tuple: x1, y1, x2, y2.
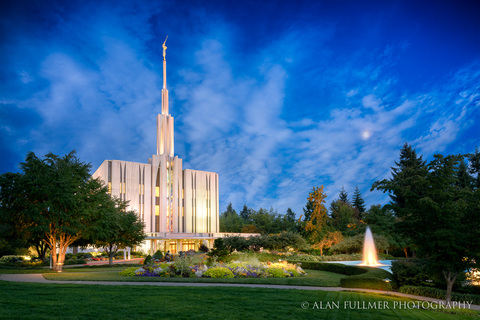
(1, 273, 479, 311)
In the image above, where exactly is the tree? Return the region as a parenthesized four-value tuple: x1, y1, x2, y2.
(304, 186, 333, 254)
(467, 147, 480, 189)
(219, 204, 244, 232)
(372, 143, 428, 241)
(93, 198, 145, 266)
(224, 202, 237, 217)
(248, 207, 280, 234)
(283, 208, 297, 232)
(0, 151, 115, 271)
(329, 199, 358, 233)
(373, 146, 480, 302)
(352, 186, 366, 219)
(339, 186, 350, 204)
(239, 204, 252, 221)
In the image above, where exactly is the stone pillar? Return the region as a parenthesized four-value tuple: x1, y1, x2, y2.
(178, 240, 183, 252)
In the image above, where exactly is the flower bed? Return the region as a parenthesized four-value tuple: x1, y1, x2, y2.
(119, 257, 305, 279)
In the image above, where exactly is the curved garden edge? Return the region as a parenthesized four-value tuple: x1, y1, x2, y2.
(1, 273, 479, 311)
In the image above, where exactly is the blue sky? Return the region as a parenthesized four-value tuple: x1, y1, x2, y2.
(1, 0, 479, 216)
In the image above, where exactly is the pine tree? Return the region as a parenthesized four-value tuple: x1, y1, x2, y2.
(224, 202, 236, 217)
(239, 204, 251, 221)
(339, 186, 350, 204)
(467, 147, 480, 189)
(352, 186, 366, 218)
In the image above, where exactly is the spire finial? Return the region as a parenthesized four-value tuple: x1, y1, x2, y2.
(162, 36, 168, 61)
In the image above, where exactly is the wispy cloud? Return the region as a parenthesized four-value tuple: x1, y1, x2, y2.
(1, 1, 478, 216)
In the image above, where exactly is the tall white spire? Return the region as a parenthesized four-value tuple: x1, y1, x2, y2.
(161, 36, 169, 115)
(157, 36, 174, 157)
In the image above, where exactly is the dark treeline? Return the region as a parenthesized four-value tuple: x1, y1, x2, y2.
(220, 204, 298, 234)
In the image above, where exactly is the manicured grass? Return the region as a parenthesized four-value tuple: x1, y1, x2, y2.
(43, 269, 345, 287)
(0, 264, 142, 274)
(0, 281, 477, 319)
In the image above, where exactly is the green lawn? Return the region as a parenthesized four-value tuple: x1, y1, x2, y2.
(0, 281, 477, 320)
(0, 264, 141, 274)
(43, 269, 345, 287)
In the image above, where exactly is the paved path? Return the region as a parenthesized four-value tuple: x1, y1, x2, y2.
(1, 274, 479, 311)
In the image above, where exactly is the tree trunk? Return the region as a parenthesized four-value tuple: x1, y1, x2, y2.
(51, 244, 58, 271)
(443, 270, 459, 303)
(403, 248, 408, 258)
(106, 244, 117, 267)
(34, 241, 48, 262)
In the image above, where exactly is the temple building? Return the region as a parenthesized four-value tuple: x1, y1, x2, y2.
(92, 39, 222, 254)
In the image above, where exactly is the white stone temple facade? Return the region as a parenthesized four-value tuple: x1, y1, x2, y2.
(92, 40, 222, 254)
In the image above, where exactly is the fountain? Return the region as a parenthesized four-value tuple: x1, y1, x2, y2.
(359, 226, 385, 267)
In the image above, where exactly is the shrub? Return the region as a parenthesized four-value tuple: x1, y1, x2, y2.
(0, 255, 25, 264)
(143, 255, 153, 265)
(65, 253, 75, 260)
(223, 236, 250, 252)
(399, 286, 480, 305)
(341, 277, 393, 290)
(75, 253, 86, 259)
(207, 238, 229, 260)
(131, 251, 146, 258)
(266, 267, 289, 278)
(82, 253, 93, 260)
(64, 259, 86, 265)
(264, 232, 309, 251)
(390, 259, 432, 287)
(204, 267, 234, 278)
(119, 267, 138, 276)
(199, 244, 209, 253)
(152, 250, 164, 260)
(248, 236, 267, 252)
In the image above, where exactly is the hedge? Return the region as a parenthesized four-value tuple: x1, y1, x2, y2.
(340, 277, 393, 291)
(399, 286, 480, 305)
(287, 260, 368, 276)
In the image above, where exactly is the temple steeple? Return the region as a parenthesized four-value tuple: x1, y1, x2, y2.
(161, 36, 169, 115)
(157, 36, 174, 156)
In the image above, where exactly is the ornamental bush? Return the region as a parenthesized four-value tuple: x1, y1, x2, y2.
(152, 250, 163, 260)
(390, 259, 431, 287)
(143, 255, 153, 265)
(119, 267, 138, 276)
(266, 267, 289, 278)
(204, 267, 234, 278)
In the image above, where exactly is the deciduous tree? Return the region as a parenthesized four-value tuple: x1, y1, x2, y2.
(93, 199, 145, 266)
(0, 151, 117, 271)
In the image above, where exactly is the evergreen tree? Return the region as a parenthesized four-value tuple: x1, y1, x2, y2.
(467, 147, 480, 189)
(373, 146, 480, 302)
(352, 186, 366, 218)
(224, 202, 237, 217)
(302, 198, 314, 222)
(283, 208, 297, 232)
(339, 186, 350, 204)
(239, 204, 251, 221)
(457, 159, 473, 189)
(329, 199, 358, 233)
